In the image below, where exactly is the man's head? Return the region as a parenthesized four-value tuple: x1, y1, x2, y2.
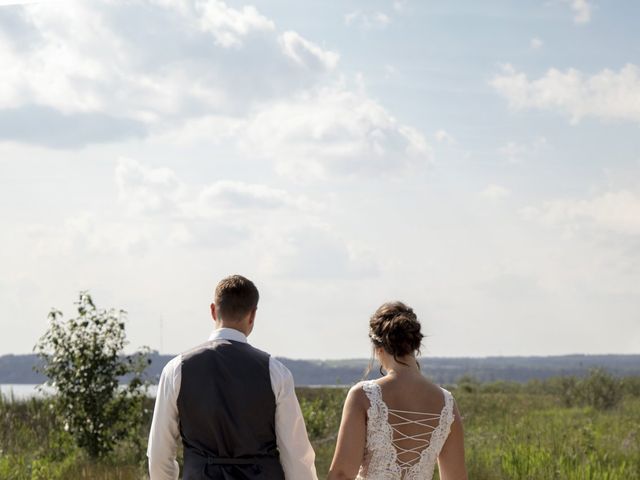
(211, 275, 259, 335)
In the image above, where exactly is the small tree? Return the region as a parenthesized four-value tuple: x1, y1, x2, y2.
(554, 369, 622, 410)
(457, 374, 481, 393)
(34, 291, 151, 458)
(579, 368, 622, 410)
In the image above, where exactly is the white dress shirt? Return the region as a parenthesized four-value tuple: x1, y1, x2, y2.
(147, 328, 318, 480)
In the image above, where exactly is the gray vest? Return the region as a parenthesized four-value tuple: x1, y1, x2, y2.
(177, 339, 285, 480)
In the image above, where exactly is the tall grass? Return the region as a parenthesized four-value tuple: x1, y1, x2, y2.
(1, 376, 639, 479)
(0, 394, 151, 480)
(454, 392, 640, 480)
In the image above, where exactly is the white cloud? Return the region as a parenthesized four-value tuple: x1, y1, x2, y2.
(241, 87, 431, 179)
(74, 158, 371, 279)
(196, 0, 275, 47)
(133, 84, 432, 184)
(562, 0, 591, 24)
(491, 64, 640, 123)
(480, 184, 510, 200)
(259, 225, 378, 279)
(524, 189, 640, 236)
(384, 64, 399, 78)
(153, 114, 243, 145)
(344, 10, 391, 30)
(29, 157, 332, 259)
(109, 156, 379, 279)
(116, 158, 185, 216)
(116, 158, 317, 218)
(530, 37, 543, 49)
(0, 0, 430, 184)
(0, 0, 341, 145)
(0, 0, 429, 183)
(1, 0, 82, 3)
(196, 180, 320, 213)
(392, 0, 407, 13)
(434, 129, 455, 145)
(279, 31, 339, 71)
(26, 213, 151, 257)
(497, 137, 547, 164)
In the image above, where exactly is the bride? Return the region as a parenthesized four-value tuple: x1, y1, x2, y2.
(327, 302, 468, 480)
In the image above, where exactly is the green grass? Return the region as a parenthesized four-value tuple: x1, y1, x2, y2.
(1, 380, 639, 479)
(454, 392, 640, 480)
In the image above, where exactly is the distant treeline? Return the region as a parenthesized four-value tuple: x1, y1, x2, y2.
(1, 353, 639, 386)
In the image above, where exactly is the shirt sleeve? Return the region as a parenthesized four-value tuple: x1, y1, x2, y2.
(147, 355, 182, 480)
(270, 357, 318, 480)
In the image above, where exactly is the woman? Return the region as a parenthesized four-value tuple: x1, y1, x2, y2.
(328, 302, 467, 480)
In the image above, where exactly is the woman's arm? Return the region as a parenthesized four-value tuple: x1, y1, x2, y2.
(437, 401, 468, 480)
(326, 385, 368, 480)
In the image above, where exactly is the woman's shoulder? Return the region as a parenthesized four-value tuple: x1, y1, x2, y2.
(439, 385, 456, 402)
(427, 381, 455, 410)
(347, 380, 380, 408)
(349, 380, 376, 396)
(421, 376, 453, 396)
(412, 377, 456, 412)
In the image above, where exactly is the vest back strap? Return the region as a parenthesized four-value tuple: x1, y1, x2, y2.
(207, 457, 257, 465)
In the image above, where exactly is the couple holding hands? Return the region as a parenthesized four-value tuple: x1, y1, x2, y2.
(148, 275, 467, 480)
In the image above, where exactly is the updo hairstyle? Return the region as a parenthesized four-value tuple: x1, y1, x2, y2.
(369, 301, 424, 362)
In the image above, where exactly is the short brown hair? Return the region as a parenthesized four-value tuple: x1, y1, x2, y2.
(214, 275, 259, 322)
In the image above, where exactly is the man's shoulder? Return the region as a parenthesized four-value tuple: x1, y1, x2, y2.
(268, 356, 293, 380)
(180, 338, 249, 362)
(246, 342, 273, 359)
(180, 340, 216, 361)
(158, 353, 182, 385)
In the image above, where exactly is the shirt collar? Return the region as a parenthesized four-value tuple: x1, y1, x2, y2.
(208, 327, 248, 344)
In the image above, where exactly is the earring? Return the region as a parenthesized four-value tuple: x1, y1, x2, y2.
(379, 365, 385, 376)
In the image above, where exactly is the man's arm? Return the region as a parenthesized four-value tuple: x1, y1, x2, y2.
(270, 358, 318, 480)
(148, 355, 181, 480)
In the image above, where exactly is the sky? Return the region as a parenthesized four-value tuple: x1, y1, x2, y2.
(1, 0, 639, 359)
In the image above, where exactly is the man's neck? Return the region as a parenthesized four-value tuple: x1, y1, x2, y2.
(216, 323, 250, 337)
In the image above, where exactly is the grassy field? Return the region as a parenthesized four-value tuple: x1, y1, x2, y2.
(1, 377, 639, 479)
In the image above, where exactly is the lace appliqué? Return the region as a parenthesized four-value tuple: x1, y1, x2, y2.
(356, 381, 454, 480)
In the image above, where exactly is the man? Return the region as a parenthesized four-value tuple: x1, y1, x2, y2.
(148, 275, 318, 479)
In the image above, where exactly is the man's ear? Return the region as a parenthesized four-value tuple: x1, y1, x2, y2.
(210, 303, 218, 321)
(248, 307, 257, 326)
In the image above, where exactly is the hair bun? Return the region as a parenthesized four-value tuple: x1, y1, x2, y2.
(369, 301, 423, 358)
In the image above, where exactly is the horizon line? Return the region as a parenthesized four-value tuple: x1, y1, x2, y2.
(2, 351, 639, 360)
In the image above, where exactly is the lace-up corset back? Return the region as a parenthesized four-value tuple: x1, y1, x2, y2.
(356, 381, 455, 480)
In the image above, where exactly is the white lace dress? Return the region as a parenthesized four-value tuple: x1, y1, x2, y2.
(356, 380, 455, 480)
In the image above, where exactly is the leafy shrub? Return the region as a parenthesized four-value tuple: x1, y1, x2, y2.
(457, 374, 481, 393)
(621, 376, 640, 397)
(298, 388, 345, 441)
(580, 368, 623, 410)
(34, 292, 150, 458)
(556, 369, 622, 410)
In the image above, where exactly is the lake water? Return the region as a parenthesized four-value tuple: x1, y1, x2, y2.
(0, 384, 159, 400)
(0, 383, 340, 400)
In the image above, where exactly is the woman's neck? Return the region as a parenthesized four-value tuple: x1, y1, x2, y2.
(381, 355, 420, 377)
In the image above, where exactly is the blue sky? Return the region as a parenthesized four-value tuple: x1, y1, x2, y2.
(1, 0, 639, 359)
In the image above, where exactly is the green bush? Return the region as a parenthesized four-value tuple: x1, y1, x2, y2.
(34, 291, 150, 459)
(580, 368, 623, 410)
(621, 376, 640, 397)
(556, 369, 623, 410)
